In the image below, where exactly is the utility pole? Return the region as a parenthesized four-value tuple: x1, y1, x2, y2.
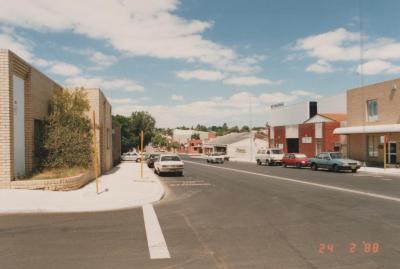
(141, 130, 144, 178)
(92, 110, 99, 194)
(249, 94, 253, 162)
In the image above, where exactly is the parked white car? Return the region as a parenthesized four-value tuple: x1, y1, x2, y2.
(154, 154, 184, 176)
(255, 148, 284, 166)
(217, 152, 230, 161)
(207, 153, 224, 164)
(121, 152, 142, 162)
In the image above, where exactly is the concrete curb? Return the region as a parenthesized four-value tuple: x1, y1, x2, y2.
(0, 163, 166, 214)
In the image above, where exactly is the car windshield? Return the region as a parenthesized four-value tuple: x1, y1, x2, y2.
(272, 149, 283, 154)
(330, 153, 343, 159)
(161, 156, 181, 161)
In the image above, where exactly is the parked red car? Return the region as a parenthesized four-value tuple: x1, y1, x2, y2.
(282, 153, 309, 168)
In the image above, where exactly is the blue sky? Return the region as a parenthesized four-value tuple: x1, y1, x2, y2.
(1, 0, 400, 127)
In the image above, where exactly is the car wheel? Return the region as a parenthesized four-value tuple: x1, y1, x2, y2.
(283, 163, 287, 167)
(332, 164, 339, 173)
(296, 163, 302, 168)
(256, 159, 261, 165)
(207, 160, 210, 163)
(311, 163, 318, 171)
(136, 158, 141, 163)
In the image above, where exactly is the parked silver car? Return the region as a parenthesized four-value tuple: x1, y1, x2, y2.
(121, 152, 142, 162)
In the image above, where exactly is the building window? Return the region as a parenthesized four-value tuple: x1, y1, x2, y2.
(367, 135, 379, 157)
(367, 99, 378, 122)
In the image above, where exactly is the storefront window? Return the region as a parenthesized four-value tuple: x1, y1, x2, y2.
(367, 99, 378, 122)
(367, 135, 379, 157)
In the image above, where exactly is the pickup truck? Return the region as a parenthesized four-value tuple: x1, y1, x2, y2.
(309, 152, 361, 173)
(255, 148, 284, 166)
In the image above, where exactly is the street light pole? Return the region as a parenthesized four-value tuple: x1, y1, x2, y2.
(249, 94, 253, 162)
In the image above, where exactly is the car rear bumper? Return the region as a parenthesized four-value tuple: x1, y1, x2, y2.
(159, 167, 184, 172)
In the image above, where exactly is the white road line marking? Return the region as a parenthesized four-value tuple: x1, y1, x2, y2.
(142, 204, 170, 259)
(184, 160, 400, 204)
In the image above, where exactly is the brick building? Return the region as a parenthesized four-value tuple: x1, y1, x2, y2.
(269, 114, 346, 157)
(0, 49, 115, 182)
(334, 78, 400, 166)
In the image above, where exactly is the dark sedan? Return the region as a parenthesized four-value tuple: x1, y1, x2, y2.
(147, 153, 160, 168)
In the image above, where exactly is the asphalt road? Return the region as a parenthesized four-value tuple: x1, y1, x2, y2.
(2, 157, 400, 268)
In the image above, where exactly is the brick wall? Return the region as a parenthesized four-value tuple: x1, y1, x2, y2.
(323, 122, 342, 152)
(299, 123, 315, 157)
(0, 50, 11, 182)
(0, 50, 61, 182)
(273, 126, 286, 152)
(347, 78, 400, 126)
(77, 88, 113, 174)
(0, 170, 95, 191)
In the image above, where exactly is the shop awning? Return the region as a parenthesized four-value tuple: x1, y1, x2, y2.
(334, 124, 400, 134)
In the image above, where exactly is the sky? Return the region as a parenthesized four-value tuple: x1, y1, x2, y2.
(1, 0, 400, 128)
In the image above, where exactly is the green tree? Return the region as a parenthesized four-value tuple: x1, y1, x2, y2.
(195, 124, 208, 132)
(191, 133, 200, 140)
(43, 89, 92, 169)
(129, 111, 156, 149)
(151, 133, 168, 147)
(228, 126, 239, 133)
(113, 115, 135, 153)
(240, 125, 250, 132)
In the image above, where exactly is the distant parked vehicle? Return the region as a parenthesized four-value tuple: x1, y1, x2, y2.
(207, 153, 224, 164)
(147, 153, 160, 168)
(256, 148, 284, 166)
(217, 152, 230, 161)
(121, 152, 142, 162)
(309, 152, 361, 173)
(282, 153, 309, 168)
(154, 154, 184, 176)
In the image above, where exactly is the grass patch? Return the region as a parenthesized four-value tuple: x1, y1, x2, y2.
(29, 167, 89, 180)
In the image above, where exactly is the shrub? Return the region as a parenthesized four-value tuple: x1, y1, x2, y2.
(43, 89, 93, 169)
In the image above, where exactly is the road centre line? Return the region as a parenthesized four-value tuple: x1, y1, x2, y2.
(142, 204, 170, 259)
(184, 160, 400, 204)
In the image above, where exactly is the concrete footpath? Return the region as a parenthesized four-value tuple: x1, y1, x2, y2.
(0, 162, 165, 214)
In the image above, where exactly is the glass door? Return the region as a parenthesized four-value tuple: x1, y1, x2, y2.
(386, 142, 397, 164)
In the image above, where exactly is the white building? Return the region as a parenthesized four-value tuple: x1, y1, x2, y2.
(268, 93, 346, 127)
(203, 132, 268, 161)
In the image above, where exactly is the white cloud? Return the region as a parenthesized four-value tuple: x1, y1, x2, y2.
(63, 47, 118, 69)
(89, 51, 118, 68)
(170, 94, 184, 101)
(0, 27, 34, 61)
(108, 97, 137, 105)
(293, 27, 400, 75)
(0, 0, 263, 73)
(290, 90, 314, 96)
(113, 90, 319, 127)
(176, 69, 225, 81)
(306, 60, 335, 73)
(356, 60, 400, 75)
(48, 62, 81, 76)
(65, 76, 144, 92)
(223, 76, 273, 86)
